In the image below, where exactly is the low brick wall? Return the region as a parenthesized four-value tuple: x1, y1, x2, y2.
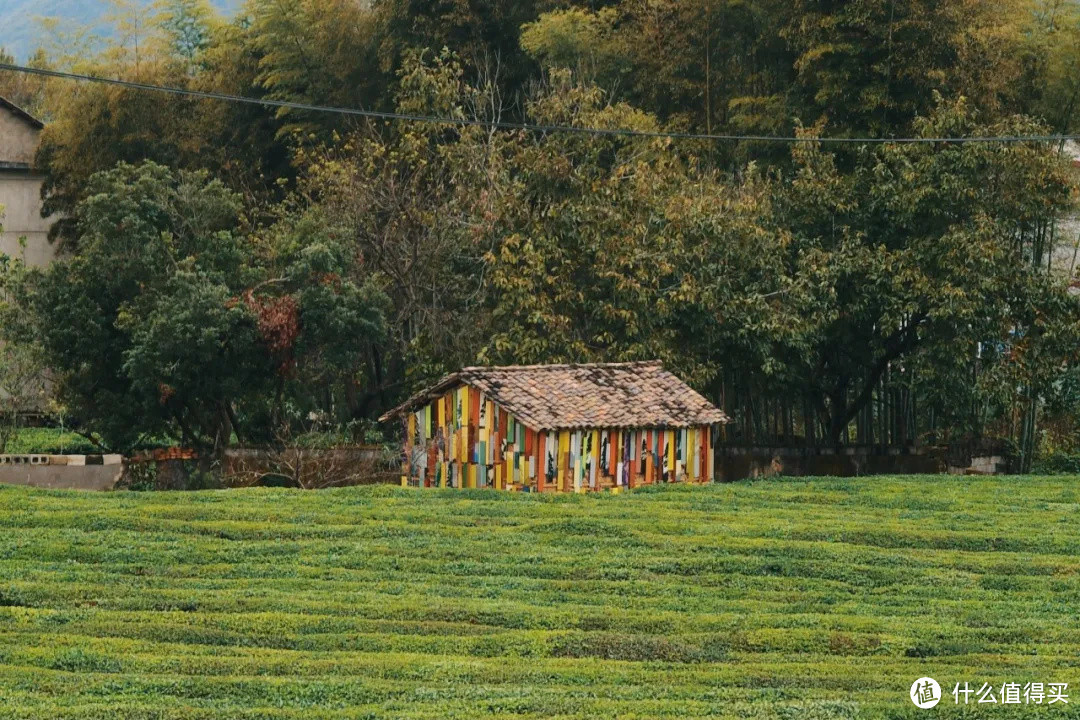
(0, 455, 124, 490)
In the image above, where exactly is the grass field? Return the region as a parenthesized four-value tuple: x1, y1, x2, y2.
(0, 476, 1078, 719)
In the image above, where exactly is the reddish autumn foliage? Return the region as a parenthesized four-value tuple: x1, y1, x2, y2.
(158, 382, 175, 405)
(242, 291, 300, 374)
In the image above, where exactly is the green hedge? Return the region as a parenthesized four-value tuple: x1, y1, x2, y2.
(3, 428, 99, 455)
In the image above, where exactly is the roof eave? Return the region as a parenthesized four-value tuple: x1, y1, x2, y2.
(377, 372, 464, 423)
(540, 419, 731, 433)
(377, 362, 731, 428)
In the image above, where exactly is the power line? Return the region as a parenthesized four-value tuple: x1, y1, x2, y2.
(2, 61, 1078, 146)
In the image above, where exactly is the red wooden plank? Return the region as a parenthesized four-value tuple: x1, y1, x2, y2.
(607, 430, 617, 479)
(537, 432, 547, 493)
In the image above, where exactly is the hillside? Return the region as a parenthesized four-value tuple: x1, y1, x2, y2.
(0, 477, 1076, 718)
(0, 0, 236, 60)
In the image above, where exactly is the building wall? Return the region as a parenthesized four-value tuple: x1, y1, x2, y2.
(0, 172, 53, 266)
(399, 383, 715, 491)
(0, 104, 54, 267)
(0, 107, 38, 165)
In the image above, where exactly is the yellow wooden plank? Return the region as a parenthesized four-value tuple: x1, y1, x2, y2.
(687, 427, 697, 481)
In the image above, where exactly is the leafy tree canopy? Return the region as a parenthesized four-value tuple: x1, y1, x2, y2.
(1, 162, 387, 453)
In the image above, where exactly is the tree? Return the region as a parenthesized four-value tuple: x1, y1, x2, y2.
(373, 0, 553, 112)
(248, 0, 388, 138)
(0, 48, 50, 118)
(285, 51, 506, 405)
(0, 237, 50, 454)
(0, 344, 48, 453)
(249, 211, 390, 432)
(781, 0, 1035, 137)
(34, 2, 293, 248)
(158, 0, 217, 66)
(2, 162, 263, 451)
(521, 0, 794, 136)
(1, 162, 389, 454)
(780, 98, 1076, 444)
(479, 70, 803, 392)
(15, 0, 1080, 464)
(1030, 0, 1080, 135)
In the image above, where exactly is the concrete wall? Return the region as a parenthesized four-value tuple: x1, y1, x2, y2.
(0, 455, 124, 490)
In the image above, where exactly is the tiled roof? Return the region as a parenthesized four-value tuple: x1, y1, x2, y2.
(380, 361, 729, 430)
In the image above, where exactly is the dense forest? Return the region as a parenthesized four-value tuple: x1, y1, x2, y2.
(1, 0, 1080, 471)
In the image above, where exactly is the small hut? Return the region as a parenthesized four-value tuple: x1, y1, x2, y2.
(379, 361, 729, 492)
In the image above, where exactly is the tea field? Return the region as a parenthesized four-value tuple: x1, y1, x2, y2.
(0, 476, 1078, 719)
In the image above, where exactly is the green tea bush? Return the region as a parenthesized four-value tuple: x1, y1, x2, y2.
(550, 632, 707, 663)
(4, 428, 99, 455)
(0, 477, 1075, 718)
(46, 648, 124, 674)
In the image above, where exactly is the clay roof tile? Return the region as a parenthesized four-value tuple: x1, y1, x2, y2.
(380, 361, 729, 430)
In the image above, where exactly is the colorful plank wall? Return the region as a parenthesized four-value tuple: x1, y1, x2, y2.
(399, 384, 715, 491)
